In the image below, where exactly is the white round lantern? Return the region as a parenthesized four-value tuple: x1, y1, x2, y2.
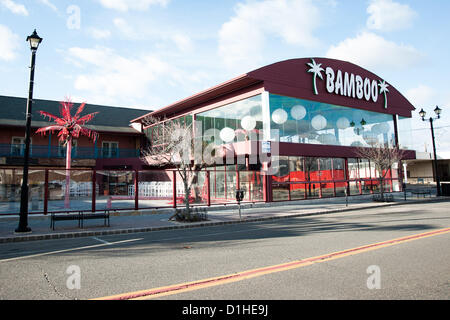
(311, 115, 327, 130)
(241, 116, 256, 131)
(290, 105, 306, 120)
(272, 108, 288, 124)
(220, 127, 235, 142)
(336, 117, 350, 130)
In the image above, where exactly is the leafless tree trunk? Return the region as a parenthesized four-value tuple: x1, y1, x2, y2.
(140, 116, 210, 221)
(356, 143, 405, 201)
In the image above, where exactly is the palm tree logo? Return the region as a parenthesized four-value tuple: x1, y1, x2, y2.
(378, 80, 389, 109)
(307, 58, 324, 95)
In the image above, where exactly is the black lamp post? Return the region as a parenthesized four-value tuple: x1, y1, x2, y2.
(419, 106, 443, 197)
(15, 30, 43, 234)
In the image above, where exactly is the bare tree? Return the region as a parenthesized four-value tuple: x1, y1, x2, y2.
(356, 142, 405, 201)
(141, 116, 212, 221)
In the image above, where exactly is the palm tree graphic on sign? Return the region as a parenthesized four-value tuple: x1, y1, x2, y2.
(307, 58, 324, 95)
(378, 80, 389, 109)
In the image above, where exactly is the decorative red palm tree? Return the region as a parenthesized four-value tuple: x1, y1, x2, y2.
(36, 98, 99, 208)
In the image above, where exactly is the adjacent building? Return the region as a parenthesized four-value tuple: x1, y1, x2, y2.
(0, 95, 150, 170)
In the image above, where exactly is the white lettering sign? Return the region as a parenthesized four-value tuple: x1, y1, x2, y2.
(307, 58, 389, 108)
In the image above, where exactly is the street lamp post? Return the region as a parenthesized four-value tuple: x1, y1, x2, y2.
(15, 30, 43, 234)
(419, 106, 443, 197)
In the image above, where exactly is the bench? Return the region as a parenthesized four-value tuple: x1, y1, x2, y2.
(50, 212, 81, 230)
(411, 189, 432, 198)
(50, 210, 111, 230)
(80, 212, 110, 228)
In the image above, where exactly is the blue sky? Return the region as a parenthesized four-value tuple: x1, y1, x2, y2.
(0, 0, 449, 156)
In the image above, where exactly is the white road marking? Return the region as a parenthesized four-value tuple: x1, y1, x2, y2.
(0, 238, 143, 263)
(92, 237, 111, 245)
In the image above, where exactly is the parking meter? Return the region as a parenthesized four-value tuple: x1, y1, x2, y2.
(236, 189, 244, 203)
(236, 189, 245, 220)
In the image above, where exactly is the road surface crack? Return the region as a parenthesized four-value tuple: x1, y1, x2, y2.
(42, 269, 77, 300)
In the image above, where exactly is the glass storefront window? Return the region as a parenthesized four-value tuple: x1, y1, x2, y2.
(239, 171, 263, 202)
(144, 115, 193, 147)
(348, 158, 359, 180)
(196, 95, 264, 145)
(290, 183, 306, 200)
(272, 183, 289, 201)
(397, 116, 413, 150)
(358, 159, 371, 179)
(272, 156, 290, 182)
(269, 94, 396, 148)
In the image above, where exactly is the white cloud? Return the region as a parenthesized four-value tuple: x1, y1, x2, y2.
(218, 0, 321, 72)
(171, 34, 193, 53)
(66, 46, 205, 107)
(326, 32, 424, 71)
(98, 0, 169, 12)
(0, 0, 28, 16)
(367, 0, 417, 32)
(88, 28, 111, 40)
(0, 24, 20, 61)
(405, 85, 436, 109)
(37, 0, 57, 12)
(113, 18, 140, 40)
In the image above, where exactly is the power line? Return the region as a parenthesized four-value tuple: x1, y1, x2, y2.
(410, 125, 450, 131)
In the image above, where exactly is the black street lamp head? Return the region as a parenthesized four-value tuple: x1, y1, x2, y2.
(419, 108, 426, 120)
(26, 29, 43, 51)
(360, 118, 367, 126)
(434, 106, 442, 118)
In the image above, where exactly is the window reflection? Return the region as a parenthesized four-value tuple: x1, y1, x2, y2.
(269, 94, 396, 148)
(197, 95, 264, 145)
(271, 156, 400, 200)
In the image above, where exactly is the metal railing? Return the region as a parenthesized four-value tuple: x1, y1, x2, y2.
(0, 144, 140, 159)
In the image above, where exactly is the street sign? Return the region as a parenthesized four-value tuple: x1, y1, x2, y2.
(262, 141, 271, 153)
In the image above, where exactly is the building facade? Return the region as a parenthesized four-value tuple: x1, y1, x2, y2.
(132, 58, 416, 204)
(404, 152, 450, 184)
(0, 95, 150, 170)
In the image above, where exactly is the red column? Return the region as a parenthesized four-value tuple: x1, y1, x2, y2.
(263, 173, 273, 203)
(344, 158, 350, 196)
(134, 169, 139, 211)
(92, 170, 96, 212)
(206, 170, 211, 206)
(172, 171, 177, 208)
(263, 172, 267, 202)
(44, 169, 49, 215)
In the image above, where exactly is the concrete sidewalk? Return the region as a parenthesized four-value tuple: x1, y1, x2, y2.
(0, 193, 448, 243)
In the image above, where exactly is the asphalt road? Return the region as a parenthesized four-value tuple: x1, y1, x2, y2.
(0, 201, 449, 301)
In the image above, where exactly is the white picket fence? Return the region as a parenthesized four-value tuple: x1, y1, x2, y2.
(128, 181, 185, 198)
(56, 181, 99, 197)
(57, 181, 187, 198)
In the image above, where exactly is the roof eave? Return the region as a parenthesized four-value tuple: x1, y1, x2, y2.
(131, 73, 259, 123)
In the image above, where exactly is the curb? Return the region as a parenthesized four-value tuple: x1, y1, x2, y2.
(0, 197, 448, 244)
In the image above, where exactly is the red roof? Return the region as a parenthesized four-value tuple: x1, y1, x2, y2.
(132, 58, 415, 123)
